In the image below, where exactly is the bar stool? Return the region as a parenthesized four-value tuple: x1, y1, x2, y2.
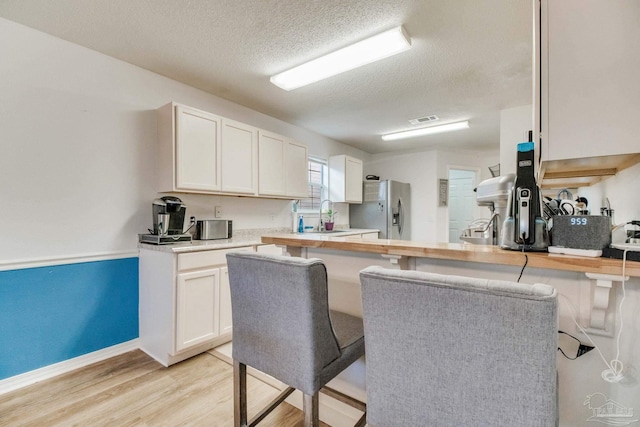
(360, 266, 558, 427)
(226, 252, 366, 427)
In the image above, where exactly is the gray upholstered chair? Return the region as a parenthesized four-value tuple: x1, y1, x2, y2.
(226, 252, 366, 427)
(360, 266, 558, 427)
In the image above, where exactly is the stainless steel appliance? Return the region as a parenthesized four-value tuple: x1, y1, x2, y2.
(195, 219, 232, 240)
(461, 174, 515, 245)
(349, 180, 410, 240)
(500, 142, 549, 251)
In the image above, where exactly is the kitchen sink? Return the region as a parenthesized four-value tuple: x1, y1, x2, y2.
(302, 229, 362, 235)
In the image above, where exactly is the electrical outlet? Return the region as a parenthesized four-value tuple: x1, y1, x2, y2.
(215, 206, 223, 218)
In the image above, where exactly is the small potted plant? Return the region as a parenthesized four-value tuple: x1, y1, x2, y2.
(324, 209, 335, 231)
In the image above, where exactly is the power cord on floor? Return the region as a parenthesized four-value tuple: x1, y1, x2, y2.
(601, 248, 629, 383)
(557, 330, 594, 360)
(558, 250, 629, 383)
(558, 294, 621, 382)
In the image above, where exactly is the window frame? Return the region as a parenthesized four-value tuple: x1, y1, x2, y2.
(297, 156, 328, 213)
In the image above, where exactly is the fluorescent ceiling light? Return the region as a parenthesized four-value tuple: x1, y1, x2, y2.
(381, 121, 470, 141)
(270, 26, 411, 91)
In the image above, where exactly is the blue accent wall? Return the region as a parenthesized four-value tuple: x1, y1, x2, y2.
(0, 258, 138, 380)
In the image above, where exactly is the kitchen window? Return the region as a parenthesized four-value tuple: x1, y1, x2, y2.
(298, 157, 328, 212)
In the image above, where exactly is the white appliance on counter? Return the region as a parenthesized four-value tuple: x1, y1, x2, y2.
(460, 174, 514, 245)
(349, 180, 411, 240)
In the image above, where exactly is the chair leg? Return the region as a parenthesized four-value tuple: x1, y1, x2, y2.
(303, 393, 319, 427)
(234, 360, 248, 427)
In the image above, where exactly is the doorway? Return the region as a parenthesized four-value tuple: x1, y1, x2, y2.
(448, 169, 478, 243)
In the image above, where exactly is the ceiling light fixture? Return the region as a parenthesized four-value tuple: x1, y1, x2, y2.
(270, 26, 411, 91)
(381, 121, 470, 141)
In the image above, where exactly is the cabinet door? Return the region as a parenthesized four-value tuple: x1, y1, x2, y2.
(221, 119, 258, 194)
(258, 131, 286, 196)
(345, 157, 363, 203)
(542, 0, 640, 160)
(217, 246, 254, 336)
(175, 105, 222, 191)
(218, 266, 233, 336)
(285, 140, 309, 198)
(175, 268, 219, 352)
(330, 155, 363, 203)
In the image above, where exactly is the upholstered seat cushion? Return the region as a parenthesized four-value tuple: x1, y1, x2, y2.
(330, 310, 364, 349)
(317, 310, 365, 388)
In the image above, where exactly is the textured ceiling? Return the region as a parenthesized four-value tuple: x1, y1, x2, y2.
(0, 0, 533, 154)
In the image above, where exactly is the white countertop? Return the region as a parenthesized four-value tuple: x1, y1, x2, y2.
(139, 227, 378, 253)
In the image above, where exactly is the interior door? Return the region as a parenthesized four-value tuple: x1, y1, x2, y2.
(448, 169, 477, 243)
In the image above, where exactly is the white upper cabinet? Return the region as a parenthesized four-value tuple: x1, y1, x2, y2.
(329, 155, 363, 203)
(158, 103, 222, 193)
(258, 131, 308, 198)
(175, 105, 222, 191)
(221, 119, 258, 194)
(285, 140, 309, 198)
(539, 0, 640, 162)
(258, 130, 287, 196)
(158, 102, 308, 198)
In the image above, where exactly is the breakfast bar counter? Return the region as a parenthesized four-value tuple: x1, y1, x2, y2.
(258, 232, 640, 427)
(260, 234, 640, 427)
(261, 233, 640, 277)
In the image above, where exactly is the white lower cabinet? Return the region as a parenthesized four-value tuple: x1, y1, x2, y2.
(139, 245, 253, 366)
(218, 266, 233, 336)
(175, 268, 220, 352)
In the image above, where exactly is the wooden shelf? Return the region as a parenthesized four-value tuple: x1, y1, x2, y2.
(539, 153, 640, 189)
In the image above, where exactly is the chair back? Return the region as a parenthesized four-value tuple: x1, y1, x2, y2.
(226, 252, 341, 394)
(360, 266, 558, 427)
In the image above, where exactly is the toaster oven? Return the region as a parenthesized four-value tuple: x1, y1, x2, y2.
(195, 220, 232, 240)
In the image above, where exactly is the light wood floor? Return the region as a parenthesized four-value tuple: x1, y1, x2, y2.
(0, 350, 329, 427)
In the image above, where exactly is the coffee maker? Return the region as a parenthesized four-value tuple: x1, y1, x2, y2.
(139, 196, 192, 244)
(500, 141, 549, 251)
(152, 196, 186, 235)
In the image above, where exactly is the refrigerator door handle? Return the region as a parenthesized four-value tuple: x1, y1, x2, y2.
(398, 199, 404, 235)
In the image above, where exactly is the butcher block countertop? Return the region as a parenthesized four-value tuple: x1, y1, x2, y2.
(261, 233, 640, 278)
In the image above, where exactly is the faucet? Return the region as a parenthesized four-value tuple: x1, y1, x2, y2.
(318, 199, 332, 231)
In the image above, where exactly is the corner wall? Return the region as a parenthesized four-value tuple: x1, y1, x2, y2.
(0, 17, 367, 381)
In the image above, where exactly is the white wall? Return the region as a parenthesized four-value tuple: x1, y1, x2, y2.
(0, 18, 367, 262)
(578, 162, 640, 241)
(365, 148, 499, 242)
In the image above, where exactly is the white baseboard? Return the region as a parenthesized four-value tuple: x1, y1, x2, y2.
(0, 339, 140, 395)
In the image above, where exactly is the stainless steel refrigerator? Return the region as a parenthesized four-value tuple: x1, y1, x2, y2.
(349, 180, 411, 240)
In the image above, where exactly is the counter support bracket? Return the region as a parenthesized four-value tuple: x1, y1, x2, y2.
(380, 254, 410, 270)
(583, 273, 629, 337)
(283, 246, 307, 259)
